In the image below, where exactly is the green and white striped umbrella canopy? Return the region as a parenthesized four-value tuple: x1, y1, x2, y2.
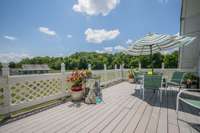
(124, 33, 195, 56)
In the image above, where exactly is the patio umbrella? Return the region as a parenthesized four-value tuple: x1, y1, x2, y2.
(124, 33, 195, 70)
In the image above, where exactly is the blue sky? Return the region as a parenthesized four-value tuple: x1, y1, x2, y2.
(0, 0, 181, 62)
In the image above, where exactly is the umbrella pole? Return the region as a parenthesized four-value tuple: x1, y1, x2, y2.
(150, 45, 153, 73)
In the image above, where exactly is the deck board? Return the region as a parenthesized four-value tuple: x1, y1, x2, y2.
(89, 97, 135, 133)
(58, 96, 131, 133)
(167, 89, 179, 133)
(157, 89, 168, 133)
(123, 91, 154, 133)
(145, 91, 161, 133)
(111, 98, 142, 133)
(134, 92, 156, 133)
(0, 82, 199, 133)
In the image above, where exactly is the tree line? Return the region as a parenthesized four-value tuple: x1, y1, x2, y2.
(0, 51, 178, 70)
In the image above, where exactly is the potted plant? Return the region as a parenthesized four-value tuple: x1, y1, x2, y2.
(67, 70, 92, 101)
(128, 69, 135, 83)
(184, 72, 197, 88)
(85, 69, 92, 78)
(67, 70, 88, 101)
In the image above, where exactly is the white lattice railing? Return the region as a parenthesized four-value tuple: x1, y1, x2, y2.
(0, 64, 125, 115)
(0, 63, 196, 116)
(0, 72, 71, 115)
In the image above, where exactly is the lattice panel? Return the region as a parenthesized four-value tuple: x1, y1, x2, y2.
(10, 78, 62, 105)
(0, 87, 3, 106)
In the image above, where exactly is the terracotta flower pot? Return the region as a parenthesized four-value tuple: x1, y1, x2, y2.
(128, 78, 134, 83)
(71, 86, 84, 101)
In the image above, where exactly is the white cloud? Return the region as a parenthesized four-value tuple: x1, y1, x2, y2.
(95, 50, 105, 53)
(4, 36, 16, 41)
(73, 0, 120, 16)
(114, 45, 125, 51)
(96, 45, 124, 53)
(38, 27, 56, 36)
(67, 34, 72, 38)
(104, 47, 113, 53)
(126, 39, 133, 44)
(0, 53, 32, 63)
(85, 28, 120, 43)
(175, 32, 180, 36)
(157, 0, 169, 4)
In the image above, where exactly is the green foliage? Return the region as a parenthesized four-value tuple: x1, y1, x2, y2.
(9, 62, 17, 68)
(184, 72, 198, 81)
(139, 52, 164, 68)
(163, 51, 178, 68)
(0, 51, 179, 70)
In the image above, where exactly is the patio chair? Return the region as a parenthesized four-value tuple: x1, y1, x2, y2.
(141, 75, 163, 102)
(133, 71, 145, 90)
(176, 89, 200, 114)
(167, 71, 186, 91)
(134, 71, 144, 83)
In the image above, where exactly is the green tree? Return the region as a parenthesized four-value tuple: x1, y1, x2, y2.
(9, 62, 16, 68)
(163, 51, 178, 68)
(3, 51, 178, 70)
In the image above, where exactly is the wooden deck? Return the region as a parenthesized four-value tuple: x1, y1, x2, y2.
(0, 82, 199, 133)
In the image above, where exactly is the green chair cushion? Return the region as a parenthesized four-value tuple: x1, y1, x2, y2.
(144, 75, 162, 90)
(135, 71, 143, 82)
(181, 98, 200, 109)
(167, 81, 180, 86)
(170, 72, 185, 84)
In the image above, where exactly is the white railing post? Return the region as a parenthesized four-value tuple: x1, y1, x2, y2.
(161, 62, 165, 74)
(115, 64, 118, 79)
(61, 63, 66, 97)
(162, 62, 165, 70)
(122, 64, 125, 80)
(120, 64, 124, 80)
(104, 64, 107, 71)
(2, 63, 10, 77)
(88, 64, 92, 71)
(115, 64, 117, 70)
(104, 64, 107, 82)
(139, 62, 141, 71)
(61, 63, 65, 73)
(2, 63, 11, 117)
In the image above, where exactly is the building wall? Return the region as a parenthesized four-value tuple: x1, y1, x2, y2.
(179, 0, 200, 73)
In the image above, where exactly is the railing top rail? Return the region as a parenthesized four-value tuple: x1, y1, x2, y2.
(9, 72, 62, 78)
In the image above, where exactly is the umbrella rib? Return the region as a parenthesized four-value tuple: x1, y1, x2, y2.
(155, 43, 162, 51)
(137, 34, 169, 44)
(140, 45, 145, 56)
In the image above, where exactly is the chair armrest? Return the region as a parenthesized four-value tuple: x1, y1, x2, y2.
(177, 89, 200, 98)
